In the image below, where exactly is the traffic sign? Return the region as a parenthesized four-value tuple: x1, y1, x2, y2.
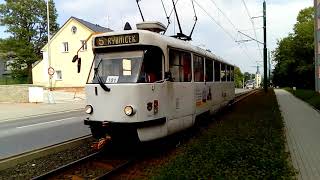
(48, 67, 55, 76)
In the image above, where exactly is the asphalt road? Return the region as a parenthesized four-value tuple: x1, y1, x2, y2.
(0, 111, 90, 160)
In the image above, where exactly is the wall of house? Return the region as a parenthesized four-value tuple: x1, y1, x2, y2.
(32, 52, 49, 87)
(32, 19, 94, 88)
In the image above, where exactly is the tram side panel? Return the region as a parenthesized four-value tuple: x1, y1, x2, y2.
(165, 82, 195, 136)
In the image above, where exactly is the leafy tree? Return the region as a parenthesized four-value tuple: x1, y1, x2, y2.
(0, 0, 59, 83)
(234, 67, 244, 88)
(272, 7, 314, 89)
(243, 72, 255, 83)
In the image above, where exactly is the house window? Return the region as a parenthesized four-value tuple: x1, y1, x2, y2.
(56, 70, 62, 80)
(4, 60, 13, 71)
(62, 42, 69, 52)
(81, 40, 87, 51)
(71, 26, 77, 34)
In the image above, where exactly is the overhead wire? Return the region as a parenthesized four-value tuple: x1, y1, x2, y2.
(160, 0, 171, 34)
(193, 0, 237, 42)
(241, 0, 263, 59)
(208, 0, 238, 31)
(193, 0, 257, 65)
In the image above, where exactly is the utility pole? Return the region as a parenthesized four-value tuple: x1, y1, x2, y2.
(268, 50, 271, 84)
(47, 0, 54, 103)
(263, 0, 268, 92)
(315, 0, 320, 93)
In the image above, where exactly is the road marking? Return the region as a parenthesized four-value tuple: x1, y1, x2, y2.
(16, 117, 76, 129)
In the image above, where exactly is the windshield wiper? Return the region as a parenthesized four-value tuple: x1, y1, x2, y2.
(94, 59, 111, 92)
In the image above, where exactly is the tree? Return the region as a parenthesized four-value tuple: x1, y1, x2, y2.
(234, 67, 244, 88)
(0, 0, 59, 83)
(272, 7, 314, 89)
(243, 72, 255, 83)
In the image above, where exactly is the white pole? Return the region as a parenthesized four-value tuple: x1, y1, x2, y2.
(47, 0, 54, 103)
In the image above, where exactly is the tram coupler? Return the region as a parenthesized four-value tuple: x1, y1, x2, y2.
(91, 136, 111, 151)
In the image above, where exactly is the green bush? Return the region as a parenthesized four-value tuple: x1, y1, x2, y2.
(0, 76, 28, 85)
(285, 88, 320, 111)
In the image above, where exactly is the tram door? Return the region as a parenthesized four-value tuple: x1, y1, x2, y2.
(167, 49, 194, 134)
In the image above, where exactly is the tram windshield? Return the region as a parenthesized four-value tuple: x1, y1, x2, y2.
(88, 48, 163, 84)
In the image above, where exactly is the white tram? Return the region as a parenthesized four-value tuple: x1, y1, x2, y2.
(82, 22, 235, 142)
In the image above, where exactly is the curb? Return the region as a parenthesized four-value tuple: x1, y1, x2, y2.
(0, 135, 92, 171)
(0, 108, 84, 124)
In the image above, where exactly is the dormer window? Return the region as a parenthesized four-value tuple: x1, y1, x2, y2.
(71, 26, 77, 34)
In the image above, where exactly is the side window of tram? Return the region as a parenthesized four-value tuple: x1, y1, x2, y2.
(205, 59, 214, 82)
(231, 66, 234, 81)
(169, 50, 192, 82)
(139, 48, 163, 83)
(193, 55, 204, 82)
(214, 61, 221, 82)
(226, 65, 230, 82)
(221, 64, 227, 81)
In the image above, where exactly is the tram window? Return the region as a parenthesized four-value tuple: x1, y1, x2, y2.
(221, 63, 226, 81)
(214, 61, 220, 82)
(194, 55, 204, 82)
(139, 47, 163, 83)
(226, 65, 230, 82)
(231, 66, 234, 81)
(205, 59, 213, 82)
(169, 50, 192, 82)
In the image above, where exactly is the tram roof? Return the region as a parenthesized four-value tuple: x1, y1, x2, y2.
(93, 30, 234, 67)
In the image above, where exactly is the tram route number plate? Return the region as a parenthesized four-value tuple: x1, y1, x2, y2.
(106, 76, 119, 83)
(95, 33, 139, 47)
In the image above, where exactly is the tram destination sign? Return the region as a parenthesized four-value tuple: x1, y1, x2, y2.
(95, 33, 139, 47)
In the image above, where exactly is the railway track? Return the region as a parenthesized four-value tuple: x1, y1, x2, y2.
(32, 145, 135, 180)
(232, 89, 260, 105)
(32, 90, 259, 180)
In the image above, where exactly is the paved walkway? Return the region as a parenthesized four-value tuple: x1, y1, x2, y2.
(275, 89, 320, 180)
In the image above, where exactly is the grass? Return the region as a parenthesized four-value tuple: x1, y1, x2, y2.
(147, 90, 296, 179)
(284, 87, 320, 111)
(0, 77, 28, 85)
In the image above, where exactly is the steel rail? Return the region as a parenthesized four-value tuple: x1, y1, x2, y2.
(32, 151, 101, 180)
(0, 135, 92, 171)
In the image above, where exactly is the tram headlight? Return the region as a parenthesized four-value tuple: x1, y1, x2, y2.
(124, 106, 135, 116)
(85, 105, 93, 114)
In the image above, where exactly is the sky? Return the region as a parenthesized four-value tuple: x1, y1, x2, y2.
(0, 0, 313, 74)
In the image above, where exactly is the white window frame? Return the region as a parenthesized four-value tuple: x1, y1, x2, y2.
(80, 40, 87, 51)
(56, 70, 62, 80)
(62, 42, 69, 53)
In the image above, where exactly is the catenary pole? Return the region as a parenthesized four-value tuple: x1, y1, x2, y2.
(47, 0, 51, 89)
(47, 0, 54, 103)
(315, 0, 320, 92)
(263, 1, 268, 92)
(268, 50, 271, 84)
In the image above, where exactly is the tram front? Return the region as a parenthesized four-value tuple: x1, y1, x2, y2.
(83, 31, 169, 142)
